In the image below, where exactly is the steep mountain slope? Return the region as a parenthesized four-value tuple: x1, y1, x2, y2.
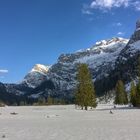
(95, 20, 140, 94)
(46, 37, 128, 97)
(117, 19, 140, 82)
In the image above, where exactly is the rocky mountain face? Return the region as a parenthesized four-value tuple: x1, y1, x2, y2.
(110, 19, 140, 84)
(46, 37, 128, 97)
(1, 20, 140, 104)
(0, 82, 21, 105)
(95, 20, 140, 95)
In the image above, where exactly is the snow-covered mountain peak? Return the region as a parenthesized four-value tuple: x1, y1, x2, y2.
(31, 64, 50, 74)
(74, 37, 128, 70)
(20, 64, 50, 88)
(92, 37, 128, 50)
(76, 38, 128, 53)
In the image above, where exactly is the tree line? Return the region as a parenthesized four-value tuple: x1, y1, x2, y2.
(75, 63, 140, 110)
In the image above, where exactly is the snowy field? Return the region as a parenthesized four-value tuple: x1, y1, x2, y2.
(0, 105, 140, 140)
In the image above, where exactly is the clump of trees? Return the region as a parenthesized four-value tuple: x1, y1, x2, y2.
(114, 79, 140, 107)
(130, 81, 140, 107)
(75, 64, 97, 110)
(114, 80, 128, 105)
(33, 96, 66, 106)
(0, 101, 5, 107)
(130, 81, 137, 107)
(129, 58, 140, 107)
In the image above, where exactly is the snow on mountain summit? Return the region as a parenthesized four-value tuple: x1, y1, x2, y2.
(75, 37, 129, 69)
(91, 37, 128, 50)
(22, 64, 50, 88)
(76, 37, 128, 53)
(31, 64, 50, 74)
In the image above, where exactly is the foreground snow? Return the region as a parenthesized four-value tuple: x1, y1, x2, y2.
(0, 105, 140, 140)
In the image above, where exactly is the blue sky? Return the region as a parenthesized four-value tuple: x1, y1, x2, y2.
(0, 0, 140, 83)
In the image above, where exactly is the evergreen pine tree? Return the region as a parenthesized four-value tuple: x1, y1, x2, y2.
(75, 64, 97, 110)
(135, 57, 140, 107)
(115, 80, 128, 105)
(136, 80, 140, 106)
(130, 81, 137, 107)
(20, 101, 25, 106)
(38, 97, 46, 105)
(47, 95, 53, 105)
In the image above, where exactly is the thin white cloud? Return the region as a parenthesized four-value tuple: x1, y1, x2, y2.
(82, 9, 93, 15)
(82, 4, 93, 15)
(0, 69, 8, 73)
(116, 22, 122, 26)
(117, 32, 125, 35)
(113, 22, 122, 26)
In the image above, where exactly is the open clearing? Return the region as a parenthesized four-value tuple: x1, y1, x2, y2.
(0, 105, 140, 140)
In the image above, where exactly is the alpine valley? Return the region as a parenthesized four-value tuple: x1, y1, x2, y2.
(1, 20, 140, 105)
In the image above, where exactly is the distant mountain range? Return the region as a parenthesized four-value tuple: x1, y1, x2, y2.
(1, 20, 140, 105)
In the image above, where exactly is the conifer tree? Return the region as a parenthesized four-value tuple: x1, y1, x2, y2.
(75, 85, 84, 108)
(130, 81, 137, 106)
(47, 95, 53, 105)
(135, 57, 140, 107)
(114, 80, 128, 105)
(136, 80, 140, 106)
(38, 97, 46, 105)
(75, 64, 97, 110)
